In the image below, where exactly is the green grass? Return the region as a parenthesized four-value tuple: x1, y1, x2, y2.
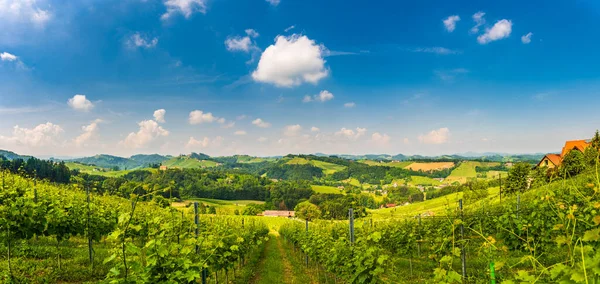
(311, 185, 345, 194)
(445, 161, 499, 184)
(285, 158, 347, 174)
(162, 156, 218, 168)
(360, 160, 413, 168)
(408, 176, 442, 186)
(181, 198, 265, 215)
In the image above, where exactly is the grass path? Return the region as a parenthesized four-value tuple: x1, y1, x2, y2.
(250, 233, 315, 284)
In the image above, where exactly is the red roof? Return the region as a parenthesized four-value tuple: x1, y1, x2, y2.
(561, 140, 591, 157)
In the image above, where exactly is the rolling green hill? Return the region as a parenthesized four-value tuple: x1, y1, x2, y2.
(162, 156, 219, 168)
(285, 157, 347, 174)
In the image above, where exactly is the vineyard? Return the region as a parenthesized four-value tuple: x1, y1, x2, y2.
(0, 172, 269, 283)
(1, 168, 600, 283)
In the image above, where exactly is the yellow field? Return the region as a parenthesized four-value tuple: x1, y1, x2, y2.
(404, 162, 454, 171)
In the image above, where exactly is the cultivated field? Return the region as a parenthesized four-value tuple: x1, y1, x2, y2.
(162, 156, 219, 168)
(311, 185, 345, 194)
(404, 161, 454, 171)
(286, 157, 347, 174)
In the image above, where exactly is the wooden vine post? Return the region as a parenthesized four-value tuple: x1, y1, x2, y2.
(459, 199, 467, 281)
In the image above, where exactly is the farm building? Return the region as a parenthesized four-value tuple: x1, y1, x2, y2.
(262, 210, 295, 217)
(159, 165, 168, 171)
(537, 139, 591, 168)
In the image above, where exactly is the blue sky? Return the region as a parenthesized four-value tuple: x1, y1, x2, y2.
(1, 0, 600, 157)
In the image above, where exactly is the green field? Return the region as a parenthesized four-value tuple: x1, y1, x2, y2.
(408, 175, 442, 186)
(445, 161, 501, 184)
(162, 156, 219, 168)
(360, 160, 413, 168)
(286, 157, 347, 174)
(369, 186, 500, 219)
(178, 198, 265, 215)
(65, 162, 140, 177)
(311, 185, 345, 194)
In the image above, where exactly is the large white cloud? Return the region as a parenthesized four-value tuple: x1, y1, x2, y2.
(189, 110, 224, 125)
(153, 109, 166, 123)
(126, 33, 158, 49)
(74, 119, 102, 147)
(303, 90, 334, 103)
(67, 94, 94, 112)
(161, 0, 207, 21)
(335, 127, 367, 140)
(0, 122, 63, 148)
(477, 19, 512, 44)
(252, 34, 329, 87)
(443, 15, 460, 32)
(0, 0, 51, 27)
(418, 127, 450, 144)
(121, 120, 169, 149)
(252, 118, 271, 128)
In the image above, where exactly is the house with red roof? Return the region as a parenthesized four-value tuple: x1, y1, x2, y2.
(537, 139, 591, 168)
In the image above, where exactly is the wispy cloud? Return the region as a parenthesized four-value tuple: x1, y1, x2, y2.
(410, 47, 460, 55)
(435, 68, 469, 81)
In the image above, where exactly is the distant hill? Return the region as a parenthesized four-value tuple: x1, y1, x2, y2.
(130, 154, 171, 165)
(69, 154, 143, 170)
(0, 149, 31, 160)
(162, 156, 219, 168)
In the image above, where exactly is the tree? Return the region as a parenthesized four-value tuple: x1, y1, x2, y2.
(583, 146, 599, 169)
(592, 130, 600, 150)
(561, 149, 586, 177)
(294, 201, 321, 221)
(243, 203, 264, 216)
(505, 162, 531, 194)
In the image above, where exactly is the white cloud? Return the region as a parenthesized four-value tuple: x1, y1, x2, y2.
(284, 25, 295, 32)
(245, 29, 259, 38)
(418, 127, 450, 144)
(126, 33, 158, 49)
(0, 52, 17, 61)
(412, 47, 459, 55)
(236, 115, 247, 120)
(284, 124, 302, 136)
(0, 122, 63, 148)
(303, 90, 334, 103)
(257, 136, 268, 142)
(521, 32, 533, 44)
(443, 15, 460, 32)
(403, 138, 410, 145)
(222, 121, 235, 129)
(153, 109, 166, 123)
(67, 94, 94, 112)
(477, 19, 512, 44)
(189, 110, 223, 125)
(0, 0, 52, 27)
(225, 29, 259, 53)
(252, 118, 271, 128)
(470, 11, 486, 33)
(225, 36, 253, 52)
(161, 0, 207, 21)
(74, 119, 102, 147)
(252, 34, 329, 87)
(266, 0, 280, 6)
(234, 130, 247, 136)
(344, 102, 356, 108)
(371, 132, 391, 145)
(335, 127, 367, 140)
(121, 120, 169, 149)
(186, 136, 223, 149)
(310, 126, 320, 132)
